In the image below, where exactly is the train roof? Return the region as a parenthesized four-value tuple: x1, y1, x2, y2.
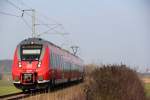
(19, 38, 83, 61)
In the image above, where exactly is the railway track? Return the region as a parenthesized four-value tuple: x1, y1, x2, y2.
(0, 82, 82, 100)
(0, 92, 29, 100)
(0, 90, 51, 100)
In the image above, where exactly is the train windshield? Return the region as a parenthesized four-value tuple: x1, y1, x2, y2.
(21, 44, 43, 61)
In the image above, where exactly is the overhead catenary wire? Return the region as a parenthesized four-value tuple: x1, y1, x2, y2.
(5, 0, 35, 34)
(5, 0, 32, 18)
(36, 16, 69, 36)
(0, 11, 20, 17)
(16, 0, 63, 26)
(0, 0, 32, 18)
(11, 0, 68, 35)
(32, 16, 68, 37)
(15, 0, 61, 26)
(6, 0, 32, 17)
(21, 17, 32, 30)
(0, 11, 32, 32)
(6, 0, 22, 11)
(5, 0, 69, 38)
(16, 0, 32, 9)
(37, 24, 67, 37)
(37, 12, 62, 26)
(4, 0, 78, 54)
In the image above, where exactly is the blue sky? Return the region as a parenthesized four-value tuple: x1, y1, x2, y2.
(0, 0, 149, 72)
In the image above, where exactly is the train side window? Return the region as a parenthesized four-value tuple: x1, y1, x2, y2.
(50, 52, 53, 67)
(72, 64, 76, 70)
(55, 54, 58, 68)
(58, 55, 60, 67)
(65, 62, 66, 70)
(76, 64, 78, 71)
(65, 62, 67, 70)
(60, 56, 63, 69)
(63, 61, 66, 71)
(51, 52, 54, 68)
(64, 62, 65, 70)
(52, 53, 55, 68)
(60, 56, 62, 68)
(55, 54, 57, 67)
(53, 53, 56, 68)
(77, 65, 79, 71)
(66, 62, 68, 71)
(57, 55, 59, 67)
(64, 62, 66, 70)
(71, 63, 73, 71)
(59, 55, 60, 67)
(69, 62, 71, 71)
(70, 63, 72, 71)
(75, 65, 77, 71)
(56, 54, 59, 68)
(53, 53, 55, 68)
(67, 62, 69, 71)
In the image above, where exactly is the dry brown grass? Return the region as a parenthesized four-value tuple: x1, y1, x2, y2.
(23, 83, 85, 100)
(141, 77, 150, 84)
(84, 64, 146, 100)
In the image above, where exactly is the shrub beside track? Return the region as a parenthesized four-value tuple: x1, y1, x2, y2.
(84, 64, 146, 100)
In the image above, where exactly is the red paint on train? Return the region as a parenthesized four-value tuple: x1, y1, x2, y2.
(12, 38, 84, 91)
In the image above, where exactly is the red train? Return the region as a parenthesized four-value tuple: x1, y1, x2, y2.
(12, 38, 84, 91)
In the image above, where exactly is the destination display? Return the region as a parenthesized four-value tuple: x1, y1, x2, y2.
(22, 49, 41, 54)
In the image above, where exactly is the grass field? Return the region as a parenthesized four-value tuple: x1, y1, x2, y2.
(0, 86, 21, 96)
(141, 77, 150, 98)
(145, 83, 150, 98)
(0, 80, 21, 96)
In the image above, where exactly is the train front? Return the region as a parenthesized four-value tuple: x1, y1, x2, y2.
(12, 38, 50, 91)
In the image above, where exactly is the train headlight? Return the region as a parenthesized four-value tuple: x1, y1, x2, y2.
(18, 61, 22, 68)
(37, 61, 42, 68)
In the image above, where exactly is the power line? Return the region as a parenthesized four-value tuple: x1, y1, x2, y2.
(17, 3, 58, 37)
(5, 0, 32, 17)
(5, 0, 69, 37)
(0, 10, 32, 31)
(35, 11, 69, 33)
(6, 0, 22, 11)
(6, 0, 32, 17)
(36, 16, 69, 36)
(13, 0, 32, 10)
(4, 0, 73, 53)
(0, 11, 20, 17)
(5, 0, 34, 32)
(36, 23, 69, 37)
(37, 25, 62, 37)
(37, 12, 63, 26)
(21, 17, 32, 30)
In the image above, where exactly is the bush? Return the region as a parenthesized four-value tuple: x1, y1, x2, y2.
(85, 64, 146, 100)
